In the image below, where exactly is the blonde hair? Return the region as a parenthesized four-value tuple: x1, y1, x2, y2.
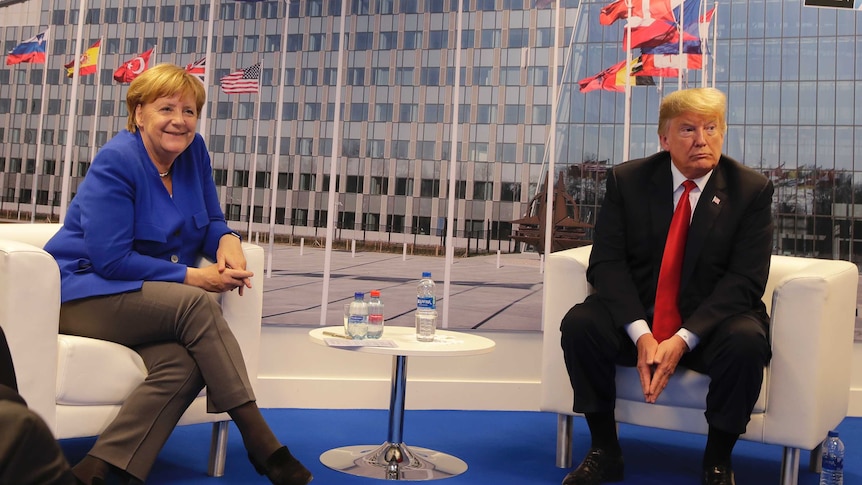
(126, 63, 206, 132)
(657, 87, 727, 136)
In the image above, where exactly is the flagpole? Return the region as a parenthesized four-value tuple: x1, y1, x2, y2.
(90, 37, 103, 163)
(622, 1, 633, 164)
(699, 0, 707, 87)
(677, 0, 684, 89)
(247, 60, 263, 240)
(200, 2, 215, 138)
(710, 3, 718, 88)
(442, 0, 465, 330)
(320, 0, 348, 326)
(541, 0, 562, 259)
(60, 0, 88, 222)
(266, 0, 292, 278)
(30, 27, 51, 223)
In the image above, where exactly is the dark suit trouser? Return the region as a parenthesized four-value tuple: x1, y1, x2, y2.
(560, 298, 771, 435)
(58, 281, 256, 481)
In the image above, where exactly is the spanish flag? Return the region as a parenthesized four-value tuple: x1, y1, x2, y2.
(64, 39, 100, 78)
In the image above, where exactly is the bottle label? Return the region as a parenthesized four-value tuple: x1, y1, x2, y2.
(418, 296, 435, 310)
(369, 315, 384, 324)
(348, 315, 365, 324)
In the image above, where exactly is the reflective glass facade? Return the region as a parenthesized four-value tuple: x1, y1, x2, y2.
(0, 0, 860, 259)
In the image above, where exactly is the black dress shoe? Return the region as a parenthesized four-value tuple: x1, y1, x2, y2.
(249, 446, 313, 485)
(562, 448, 624, 485)
(702, 464, 736, 485)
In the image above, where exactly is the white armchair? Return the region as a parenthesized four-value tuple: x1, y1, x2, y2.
(0, 223, 264, 477)
(540, 245, 858, 485)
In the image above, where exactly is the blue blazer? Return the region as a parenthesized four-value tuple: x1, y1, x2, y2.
(45, 130, 233, 303)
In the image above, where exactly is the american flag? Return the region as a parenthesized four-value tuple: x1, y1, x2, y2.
(220, 63, 260, 94)
(185, 56, 206, 81)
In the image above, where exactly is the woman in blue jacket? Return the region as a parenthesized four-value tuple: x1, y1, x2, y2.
(44, 64, 311, 485)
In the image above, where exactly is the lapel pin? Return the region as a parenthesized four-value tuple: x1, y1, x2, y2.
(712, 196, 720, 205)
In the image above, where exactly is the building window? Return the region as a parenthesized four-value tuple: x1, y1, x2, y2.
(233, 170, 249, 187)
(420, 179, 439, 198)
(473, 181, 493, 200)
(141, 6, 155, 22)
(379, 32, 397, 50)
(395, 177, 413, 196)
(370, 176, 388, 194)
(160, 5, 175, 22)
(213, 169, 228, 186)
(374, 103, 393, 122)
(299, 173, 316, 190)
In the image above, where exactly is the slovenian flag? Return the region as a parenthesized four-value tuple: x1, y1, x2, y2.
(6, 30, 48, 65)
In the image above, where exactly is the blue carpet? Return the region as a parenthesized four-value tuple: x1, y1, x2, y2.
(60, 409, 861, 484)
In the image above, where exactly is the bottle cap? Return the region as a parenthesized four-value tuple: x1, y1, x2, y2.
(828, 430, 839, 437)
(422, 271, 431, 278)
(354, 292, 364, 299)
(370, 290, 380, 297)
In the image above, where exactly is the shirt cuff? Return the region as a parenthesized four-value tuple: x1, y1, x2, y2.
(676, 328, 699, 351)
(625, 319, 650, 344)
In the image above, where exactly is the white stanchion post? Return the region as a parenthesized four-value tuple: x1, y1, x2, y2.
(403, 242, 407, 261)
(351, 239, 356, 257)
(300, 238, 304, 256)
(496, 250, 501, 269)
(540, 254, 545, 274)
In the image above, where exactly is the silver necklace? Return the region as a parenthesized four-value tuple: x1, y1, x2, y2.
(159, 167, 171, 177)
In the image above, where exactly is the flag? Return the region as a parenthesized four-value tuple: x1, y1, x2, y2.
(220, 63, 261, 94)
(599, 0, 629, 25)
(600, 0, 679, 27)
(185, 56, 206, 82)
(64, 39, 100, 78)
(578, 57, 653, 93)
(639, 52, 703, 77)
(6, 30, 48, 65)
(634, 0, 707, 53)
(615, 56, 655, 88)
(113, 48, 153, 83)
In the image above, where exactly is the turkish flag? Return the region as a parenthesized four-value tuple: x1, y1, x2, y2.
(113, 48, 153, 84)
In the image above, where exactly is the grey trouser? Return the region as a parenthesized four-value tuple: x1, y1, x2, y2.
(59, 281, 255, 480)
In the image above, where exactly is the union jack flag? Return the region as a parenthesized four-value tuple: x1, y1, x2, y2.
(185, 56, 206, 81)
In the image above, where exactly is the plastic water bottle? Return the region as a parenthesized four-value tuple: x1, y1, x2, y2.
(347, 292, 368, 339)
(415, 272, 437, 342)
(367, 290, 384, 339)
(819, 430, 844, 485)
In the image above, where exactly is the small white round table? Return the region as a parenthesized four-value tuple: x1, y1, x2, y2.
(308, 325, 496, 481)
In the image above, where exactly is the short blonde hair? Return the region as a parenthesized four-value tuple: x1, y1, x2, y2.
(126, 63, 206, 132)
(657, 87, 727, 136)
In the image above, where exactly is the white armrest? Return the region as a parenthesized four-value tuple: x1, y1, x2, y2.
(759, 256, 858, 449)
(539, 245, 592, 414)
(0, 238, 60, 430)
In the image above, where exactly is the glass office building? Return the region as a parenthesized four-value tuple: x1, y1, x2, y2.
(0, 0, 860, 260)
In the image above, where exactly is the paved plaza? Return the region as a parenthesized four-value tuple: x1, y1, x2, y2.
(260, 242, 546, 332)
(259, 241, 862, 341)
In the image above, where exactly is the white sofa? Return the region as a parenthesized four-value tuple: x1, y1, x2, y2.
(0, 223, 264, 477)
(540, 245, 858, 485)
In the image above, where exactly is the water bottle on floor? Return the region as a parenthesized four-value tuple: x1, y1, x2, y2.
(415, 272, 437, 342)
(347, 292, 368, 339)
(819, 430, 844, 485)
(367, 290, 384, 339)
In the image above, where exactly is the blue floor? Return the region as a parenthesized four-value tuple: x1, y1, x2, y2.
(60, 409, 861, 484)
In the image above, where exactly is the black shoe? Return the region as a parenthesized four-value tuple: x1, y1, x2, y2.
(702, 464, 735, 485)
(249, 446, 313, 485)
(562, 448, 624, 485)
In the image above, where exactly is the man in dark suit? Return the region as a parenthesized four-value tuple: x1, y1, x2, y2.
(560, 87, 773, 485)
(0, 326, 76, 485)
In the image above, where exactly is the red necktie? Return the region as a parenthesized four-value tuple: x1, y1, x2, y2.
(653, 180, 697, 343)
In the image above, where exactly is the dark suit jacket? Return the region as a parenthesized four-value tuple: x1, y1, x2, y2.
(585, 151, 774, 341)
